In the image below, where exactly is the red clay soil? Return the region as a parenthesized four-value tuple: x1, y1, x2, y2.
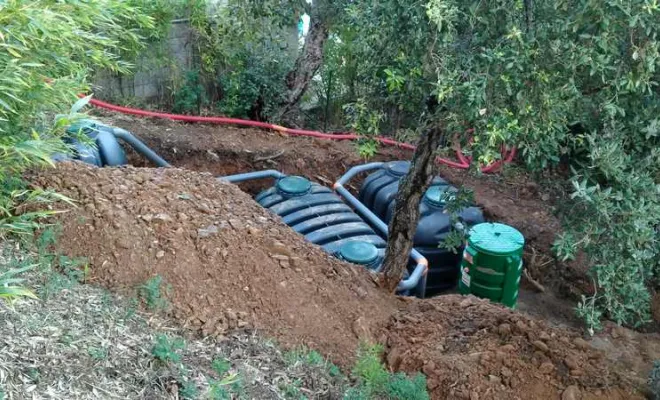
(383, 296, 642, 400)
(31, 162, 644, 399)
(32, 162, 399, 365)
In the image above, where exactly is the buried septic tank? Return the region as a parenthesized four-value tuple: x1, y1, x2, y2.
(222, 171, 428, 296)
(340, 161, 485, 297)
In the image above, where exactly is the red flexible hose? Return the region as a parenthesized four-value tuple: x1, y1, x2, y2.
(86, 97, 515, 173)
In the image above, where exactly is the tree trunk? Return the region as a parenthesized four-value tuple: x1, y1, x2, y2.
(279, 4, 329, 120)
(379, 124, 444, 292)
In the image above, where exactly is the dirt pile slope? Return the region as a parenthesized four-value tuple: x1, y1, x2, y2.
(32, 162, 398, 365)
(383, 296, 641, 400)
(32, 163, 642, 399)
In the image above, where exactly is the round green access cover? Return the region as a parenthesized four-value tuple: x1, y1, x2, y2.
(66, 119, 100, 135)
(385, 161, 409, 177)
(339, 241, 379, 265)
(424, 185, 455, 207)
(468, 222, 525, 256)
(276, 176, 312, 196)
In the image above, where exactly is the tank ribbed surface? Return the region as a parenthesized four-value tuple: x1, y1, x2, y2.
(256, 178, 386, 270)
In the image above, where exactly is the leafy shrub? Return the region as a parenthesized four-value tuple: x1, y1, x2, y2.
(423, 0, 660, 330)
(350, 343, 429, 400)
(173, 70, 205, 115)
(311, 0, 657, 330)
(190, 0, 297, 120)
(151, 334, 185, 364)
(178, 379, 199, 400)
(352, 343, 390, 393)
(211, 357, 231, 376)
(386, 373, 429, 400)
(138, 275, 170, 311)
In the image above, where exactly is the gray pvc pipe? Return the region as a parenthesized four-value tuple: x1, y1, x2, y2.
(111, 128, 172, 168)
(219, 170, 286, 183)
(334, 163, 428, 295)
(335, 162, 385, 186)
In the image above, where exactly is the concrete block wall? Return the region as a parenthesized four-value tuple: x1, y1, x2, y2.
(92, 3, 300, 104)
(92, 21, 194, 102)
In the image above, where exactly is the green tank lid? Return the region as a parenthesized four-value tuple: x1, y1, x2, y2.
(468, 223, 524, 256)
(385, 161, 410, 177)
(66, 119, 100, 135)
(276, 176, 312, 196)
(424, 185, 455, 207)
(339, 241, 379, 265)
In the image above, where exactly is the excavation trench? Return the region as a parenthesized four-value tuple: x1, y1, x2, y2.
(108, 115, 586, 299)
(31, 113, 653, 398)
(32, 161, 644, 400)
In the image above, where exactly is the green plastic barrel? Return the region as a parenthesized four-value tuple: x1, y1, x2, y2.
(458, 223, 525, 308)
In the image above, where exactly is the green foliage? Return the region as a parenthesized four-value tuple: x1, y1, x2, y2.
(178, 379, 199, 400)
(284, 347, 326, 367)
(151, 334, 185, 364)
(352, 343, 389, 393)
(279, 379, 305, 400)
(385, 373, 429, 400)
(328, 363, 342, 378)
(310, 0, 434, 136)
(207, 371, 241, 400)
(421, 0, 660, 329)
(343, 99, 385, 159)
(0, 264, 37, 305)
(310, 0, 658, 329)
(138, 275, 170, 311)
(650, 361, 660, 400)
(125, 0, 185, 43)
(211, 357, 231, 377)
(349, 343, 429, 400)
(189, 0, 300, 120)
(0, 171, 73, 237)
(438, 188, 476, 254)
(87, 346, 108, 360)
(173, 70, 205, 115)
(29, 225, 91, 299)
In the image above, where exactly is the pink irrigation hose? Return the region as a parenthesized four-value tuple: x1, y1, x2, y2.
(86, 97, 515, 173)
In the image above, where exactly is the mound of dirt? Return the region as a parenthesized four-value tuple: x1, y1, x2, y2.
(382, 296, 641, 400)
(31, 162, 398, 365)
(31, 162, 643, 399)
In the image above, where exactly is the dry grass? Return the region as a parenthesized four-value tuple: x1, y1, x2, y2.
(0, 240, 348, 399)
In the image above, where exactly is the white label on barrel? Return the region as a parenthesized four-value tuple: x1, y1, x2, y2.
(461, 266, 470, 287)
(463, 250, 473, 264)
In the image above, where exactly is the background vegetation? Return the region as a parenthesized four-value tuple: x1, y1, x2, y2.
(130, 0, 659, 331)
(1, 0, 658, 330)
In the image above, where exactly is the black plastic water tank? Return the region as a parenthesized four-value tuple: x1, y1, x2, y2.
(358, 161, 485, 296)
(359, 160, 447, 220)
(61, 120, 128, 167)
(255, 176, 386, 270)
